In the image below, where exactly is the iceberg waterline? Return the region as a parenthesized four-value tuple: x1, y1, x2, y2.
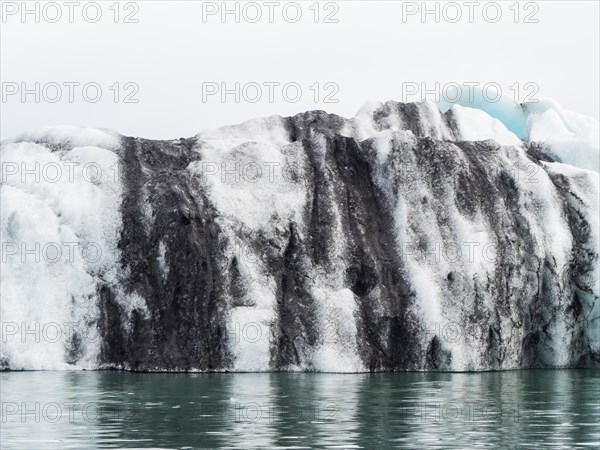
(1, 99, 598, 372)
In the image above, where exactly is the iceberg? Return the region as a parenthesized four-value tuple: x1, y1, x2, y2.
(1, 98, 598, 371)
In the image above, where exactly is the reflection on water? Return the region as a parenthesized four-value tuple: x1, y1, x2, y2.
(1, 370, 598, 449)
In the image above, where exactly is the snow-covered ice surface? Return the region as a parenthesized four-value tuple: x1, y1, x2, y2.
(437, 88, 599, 172)
(1, 128, 123, 369)
(1, 98, 598, 371)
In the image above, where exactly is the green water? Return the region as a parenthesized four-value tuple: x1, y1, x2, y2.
(1, 370, 598, 449)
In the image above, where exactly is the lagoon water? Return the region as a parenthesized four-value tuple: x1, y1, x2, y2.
(1, 370, 599, 449)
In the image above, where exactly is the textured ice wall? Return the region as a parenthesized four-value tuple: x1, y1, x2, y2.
(1, 100, 598, 371)
(1, 127, 123, 369)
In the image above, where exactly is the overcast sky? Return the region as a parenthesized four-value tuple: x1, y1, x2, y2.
(1, 1, 598, 140)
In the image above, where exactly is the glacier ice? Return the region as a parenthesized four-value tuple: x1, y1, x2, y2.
(1, 98, 598, 371)
(1, 138, 123, 369)
(437, 88, 599, 172)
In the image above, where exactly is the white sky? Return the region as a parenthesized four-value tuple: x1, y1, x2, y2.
(1, 0, 598, 140)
